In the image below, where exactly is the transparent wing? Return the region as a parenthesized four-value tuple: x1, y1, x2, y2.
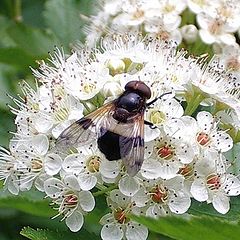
(119, 114, 145, 177)
(54, 101, 115, 154)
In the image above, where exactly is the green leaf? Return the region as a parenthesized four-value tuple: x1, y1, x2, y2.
(0, 15, 16, 47)
(43, 0, 88, 49)
(189, 198, 240, 221)
(132, 214, 240, 240)
(20, 227, 98, 240)
(0, 195, 55, 217)
(0, 47, 36, 69)
(7, 23, 59, 56)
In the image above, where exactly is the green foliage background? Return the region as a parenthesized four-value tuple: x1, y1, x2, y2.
(0, 0, 240, 239)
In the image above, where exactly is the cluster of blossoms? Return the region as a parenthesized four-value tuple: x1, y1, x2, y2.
(1, 33, 240, 240)
(85, 0, 240, 46)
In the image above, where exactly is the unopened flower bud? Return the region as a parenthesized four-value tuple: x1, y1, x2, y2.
(181, 24, 198, 43)
(107, 59, 125, 76)
(101, 81, 123, 98)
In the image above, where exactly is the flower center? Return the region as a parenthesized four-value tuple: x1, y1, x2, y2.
(226, 57, 240, 71)
(207, 174, 221, 190)
(83, 83, 96, 94)
(150, 110, 166, 125)
(157, 30, 170, 41)
(31, 159, 43, 172)
(170, 75, 178, 83)
(64, 193, 78, 208)
(150, 186, 168, 203)
(54, 107, 69, 122)
(114, 208, 130, 224)
(192, 0, 206, 7)
(163, 4, 175, 13)
(155, 144, 174, 160)
(132, 9, 144, 19)
(197, 132, 210, 146)
(208, 19, 223, 35)
(87, 155, 101, 173)
(178, 164, 194, 179)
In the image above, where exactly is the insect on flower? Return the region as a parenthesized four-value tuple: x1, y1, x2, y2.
(55, 80, 171, 176)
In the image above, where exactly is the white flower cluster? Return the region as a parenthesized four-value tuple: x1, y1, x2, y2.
(86, 0, 240, 46)
(1, 34, 240, 240)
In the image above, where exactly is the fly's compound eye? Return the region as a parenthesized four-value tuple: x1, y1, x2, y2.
(125, 81, 151, 99)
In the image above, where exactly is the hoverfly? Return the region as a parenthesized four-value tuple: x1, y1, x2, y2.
(55, 80, 170, 176)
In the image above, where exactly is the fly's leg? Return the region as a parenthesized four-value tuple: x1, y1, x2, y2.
(147, 92, 172, 107)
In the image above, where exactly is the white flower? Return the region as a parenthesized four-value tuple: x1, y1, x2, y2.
(190, 153, 240, 214)
(182, 112, 233, 154)
(134, 176, 191, 217)
(197, 12, 236, 45)
(62, 142, 121, 190)
(0, 146, 23, 195)
(141, 119, 195, 179)
(100, 189, 148, 240)
(44, 175, 95, 232)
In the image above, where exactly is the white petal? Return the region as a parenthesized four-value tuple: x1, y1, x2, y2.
(211, 132, 233, 152)
(78, 173, 97, 190)
(30, 134, 49, 155)
(144, 126, 160, 142)
(223, 175, 240, 196)
(176, 143, 195, 164)
(212, 193, 230, 214)
(146, 205, 166, 218)
(118, 175, 140, 197)
(197, 111, 214, 133)
(79, 191, 95, 212)
(158, 161, 180, 180)
(34, 116, 53, 133)
(100, 213, 114, 225)
(100, 160, 120, 179)
(62, 154, 84, 174)
(199, 29, 216, 44)
(168, 191, 191, 214)
(132, 188, 149, 207)
(35, 174, 49, 191)
(44, 178, 63, 197)
(140, 159, 161, 179)
(66, 211, 83, 232)
(101, 223, 123, 240)
(44, 153, 62, 175)
(109, 189, 131, 207)
(126, 222, 148, 240)
(64, 175, 80, 191)
(190, 178, 208, 202)
(7, 177, 19, 195)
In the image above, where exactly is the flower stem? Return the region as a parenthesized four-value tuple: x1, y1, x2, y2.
(14, 0, 22, 22)
(93, 184, 118, 197)
(184, 93, 205, 116)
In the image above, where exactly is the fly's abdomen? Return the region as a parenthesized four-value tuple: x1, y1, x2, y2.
(97, 130, 121, 160)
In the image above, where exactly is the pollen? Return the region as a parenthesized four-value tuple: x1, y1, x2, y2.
(31, 159, 43, 172)
(82, 83, 96, 94)
(86, 155, 101, 173)
(226, 57, 240, 71)
(150, 186, 168, 203)
(64, 193, 78, 208)
(156, 144, 174, 160)
(197, 132, 210, 146)
(132, 9, 144, 19)
(207, 174, 221, 190)
(150, 110, 166, 125)
(178, 164, 194, 179)
(114, 208, 130, 224)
